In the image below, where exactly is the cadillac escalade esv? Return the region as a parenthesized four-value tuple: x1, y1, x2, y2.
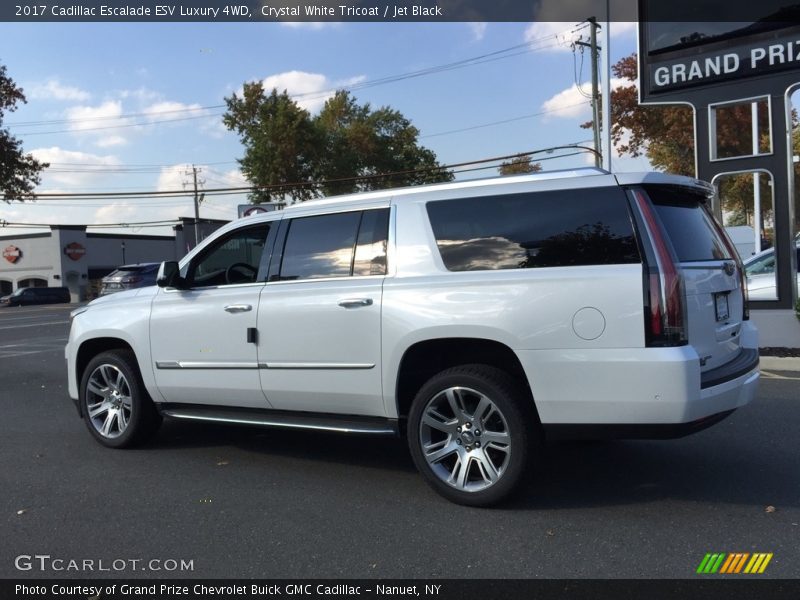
(66, 169, 760, 505)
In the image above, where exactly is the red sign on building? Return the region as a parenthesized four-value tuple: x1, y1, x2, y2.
(64, 242, 86, 261)
(3, 245, 21, 264)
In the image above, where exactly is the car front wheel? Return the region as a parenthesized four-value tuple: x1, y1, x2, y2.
(80, 350, 160, 448)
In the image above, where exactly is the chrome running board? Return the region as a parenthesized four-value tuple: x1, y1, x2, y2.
(158, 404, 399, 436)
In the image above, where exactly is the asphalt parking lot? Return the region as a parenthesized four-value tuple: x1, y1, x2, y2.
(1, 304, 799, 579)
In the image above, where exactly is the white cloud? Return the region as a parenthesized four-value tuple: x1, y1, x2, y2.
(155, 164, 193, 193)
(28, 80, 91, 102)
(258, 71, 365, 112)
(209, 168, 248, 187)
(63, 100, 130, 147)
(64, 100, 123, 132)
(142, 101, 207, 122)
(541, 84, 594, 119)
(468, 22, 487, 42)
(524, 22, 585, 52)
(92, 202, 142, 225)
(29, 146, 120, 188)
(95, 135, 127, 148)
(540, 77, 627, 120)
(117, 87, 161, 103)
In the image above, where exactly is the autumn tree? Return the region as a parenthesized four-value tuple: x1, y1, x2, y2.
(498, 155, 542, 176)
(589, 53, 695, 176)
(224, 86, 452, 203)
(0, 62, 48, 202)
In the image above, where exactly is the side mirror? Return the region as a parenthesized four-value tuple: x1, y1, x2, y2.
(156, 261, 187, 289)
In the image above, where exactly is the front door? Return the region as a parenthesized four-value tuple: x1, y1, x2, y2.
(150, 222, 275, 408)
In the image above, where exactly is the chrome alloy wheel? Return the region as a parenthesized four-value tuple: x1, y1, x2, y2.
(85, 364, 133, 439)
(419, 386, 511, 492)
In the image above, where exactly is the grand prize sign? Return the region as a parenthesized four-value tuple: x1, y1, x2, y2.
(637, 1, 800, 312)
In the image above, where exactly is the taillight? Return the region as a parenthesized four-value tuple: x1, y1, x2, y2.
(633, 190, 688, 346)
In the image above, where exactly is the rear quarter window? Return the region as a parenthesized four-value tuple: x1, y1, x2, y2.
(425, 187, 640, 272)
(643, 185, 731, 262)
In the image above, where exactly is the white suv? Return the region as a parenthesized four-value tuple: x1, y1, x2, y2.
(66, 169, 760, 506)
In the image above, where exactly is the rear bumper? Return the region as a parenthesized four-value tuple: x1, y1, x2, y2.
(700, 347, 759, 388)
(544, 409, 736, 440)
(516, 334, 759, 434)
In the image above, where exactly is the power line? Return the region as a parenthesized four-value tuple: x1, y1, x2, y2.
(421, 103, 590, 138)
(34, 102, 593, 181)
(3, 145, 599, 202)
(0, 149, 593, 225)
(18, 112, 222, 136)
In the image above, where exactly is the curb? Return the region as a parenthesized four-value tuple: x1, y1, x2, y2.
(760, 356, 800, 372)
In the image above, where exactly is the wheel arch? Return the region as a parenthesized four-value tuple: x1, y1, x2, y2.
(394, 337, 538, 425)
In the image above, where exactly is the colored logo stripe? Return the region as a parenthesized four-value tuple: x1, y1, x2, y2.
(744, 553, 774, 574)
(697, 552, 773, 574)
(697, 553, 726, 573)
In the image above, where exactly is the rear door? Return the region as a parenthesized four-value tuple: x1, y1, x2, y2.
(257, 206, 389, 416)
(643, 185, 744, 372)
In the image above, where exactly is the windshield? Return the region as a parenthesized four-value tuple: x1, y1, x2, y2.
(745, 251, 775, 276)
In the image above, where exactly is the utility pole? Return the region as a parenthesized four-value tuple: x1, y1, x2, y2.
(184, 165, 205, 248)
(575, 18, 602, 168)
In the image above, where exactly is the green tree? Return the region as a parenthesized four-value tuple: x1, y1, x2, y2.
(223, 87, 452, 203)
(223, 85, 321, 203)
(498, 155, 542, 176)
(0, 63, 48, 202)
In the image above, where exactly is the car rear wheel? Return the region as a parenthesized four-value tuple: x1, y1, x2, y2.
(407, 364, 535, 506)
(80, 350, 160, 448)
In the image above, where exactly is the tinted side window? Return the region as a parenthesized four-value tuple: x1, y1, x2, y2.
(280, 212, 362, 280)
(644, 185, 731, 262)
(426, 188, 640, 272)
(188, 224, 270, 287)
(353, 209, 390, 276)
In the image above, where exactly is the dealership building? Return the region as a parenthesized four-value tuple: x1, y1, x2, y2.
(0, 218, 226, 300)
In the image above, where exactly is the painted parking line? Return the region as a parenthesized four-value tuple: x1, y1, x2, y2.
(0, 348, 62, 358)
(0, 320, 69, 330)
(0, 306, 76, 314)
(0, 315, 71, 323)
(0, 339, 68, 350)
(761, 370, 800, 381)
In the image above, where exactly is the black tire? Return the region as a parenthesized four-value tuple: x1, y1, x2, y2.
(80, 349, 161, 448)
(407, 364, 537, 507)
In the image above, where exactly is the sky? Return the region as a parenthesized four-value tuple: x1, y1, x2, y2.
(0, 21, 644, 236)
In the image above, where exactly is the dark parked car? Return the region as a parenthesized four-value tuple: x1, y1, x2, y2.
(0, 286, 71, 306)
(100, 263, 160, 296)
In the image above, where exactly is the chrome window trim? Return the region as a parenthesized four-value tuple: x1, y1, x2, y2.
(162, 281, 267, 293)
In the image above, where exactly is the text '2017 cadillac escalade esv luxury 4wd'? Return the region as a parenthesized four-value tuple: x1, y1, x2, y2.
(66, 169, 759, 506)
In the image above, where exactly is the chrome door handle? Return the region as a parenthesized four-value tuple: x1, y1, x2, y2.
(224, 304, 252, 313)
(338, 298, 373, 308)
